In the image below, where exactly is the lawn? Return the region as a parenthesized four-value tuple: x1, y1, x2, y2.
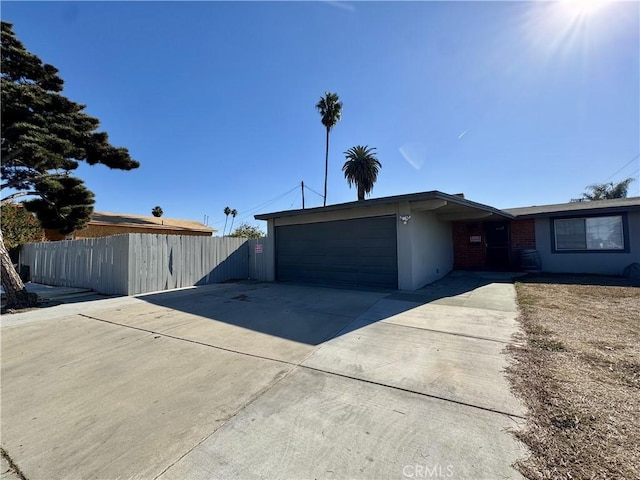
(507, 275, 640, 480)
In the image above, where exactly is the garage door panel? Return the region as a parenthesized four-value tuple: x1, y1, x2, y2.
(361, 237, 397, 248)
(278, 268, 359, 286)
(359, 273, 397, 287)
(278, 254, 361, 266)
(276, 216, 398, 288)
(360, 247, 396, 258)
(358, 258, 397, 268)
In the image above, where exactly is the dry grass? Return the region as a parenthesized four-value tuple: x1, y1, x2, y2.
(507, 274, 640, 480)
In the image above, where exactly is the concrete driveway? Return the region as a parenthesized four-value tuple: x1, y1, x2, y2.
(1, 273, 526, 480)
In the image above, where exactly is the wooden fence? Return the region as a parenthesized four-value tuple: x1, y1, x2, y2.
(20, 234, 271, 296)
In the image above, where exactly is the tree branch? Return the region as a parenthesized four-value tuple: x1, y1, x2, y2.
(1, 191, 39, 204)
(1, 172, 65, 191)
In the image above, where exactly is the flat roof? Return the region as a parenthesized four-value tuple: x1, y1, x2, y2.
(504, 197, 640, 218)
(255, 190, 513, 221)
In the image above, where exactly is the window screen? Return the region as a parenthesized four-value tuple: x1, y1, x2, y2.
(555, 216, 624, 251)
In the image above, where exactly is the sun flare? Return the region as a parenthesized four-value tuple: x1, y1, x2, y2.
(560, 0, 610, 17)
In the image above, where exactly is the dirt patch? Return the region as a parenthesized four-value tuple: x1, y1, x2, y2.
(507, 275, 640, 479)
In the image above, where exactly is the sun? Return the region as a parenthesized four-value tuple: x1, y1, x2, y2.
(560, 0, 610, 18)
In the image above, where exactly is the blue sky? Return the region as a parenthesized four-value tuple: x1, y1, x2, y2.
(3, 1, 639, 233)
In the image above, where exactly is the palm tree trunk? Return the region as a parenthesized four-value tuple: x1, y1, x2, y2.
(357, 184, 365, 201)
(323, 127, 329, 207)
(0, 229, 35, 309)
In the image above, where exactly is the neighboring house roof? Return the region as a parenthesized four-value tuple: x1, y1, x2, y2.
(88, 211, 215, 234)
(256, 190, 513, 222)
(504, 197, 640, 218)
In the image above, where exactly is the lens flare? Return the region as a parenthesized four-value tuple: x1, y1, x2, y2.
(560, 0, 609, 18)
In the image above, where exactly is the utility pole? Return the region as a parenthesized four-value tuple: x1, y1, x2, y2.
(301, 181, 305, 209)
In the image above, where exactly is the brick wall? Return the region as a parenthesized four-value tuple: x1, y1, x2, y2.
(510, 219, 536, 249)
(452, 222, 486, 269)
(453, 219, 537, 270)
(509, 218, 536, 269)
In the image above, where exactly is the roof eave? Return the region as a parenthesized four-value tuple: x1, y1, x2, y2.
(507, 203, 640, 219)
(255, 190, 514, 221)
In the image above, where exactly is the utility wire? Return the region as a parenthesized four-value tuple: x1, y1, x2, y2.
(289, 189, 301, 208)
(602, 153, 640, 182)
(207, 184, 300, 226)
(304, 184, 325, 199)
(235, 185, 300, 222)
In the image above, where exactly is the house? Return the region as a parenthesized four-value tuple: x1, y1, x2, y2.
(503, 197, 639, 275)
(254, 191, 640, 290)
(45, 211, 215, 241)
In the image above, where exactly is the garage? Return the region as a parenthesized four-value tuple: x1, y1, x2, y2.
(275, 216, 398, 289)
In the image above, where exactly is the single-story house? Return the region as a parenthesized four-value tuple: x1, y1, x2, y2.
(254, 191, 640, 290)
(45, 211, 215, 241)
(503, 197, 639, 276)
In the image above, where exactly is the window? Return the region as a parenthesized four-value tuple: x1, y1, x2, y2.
(553, 215, 625, 251)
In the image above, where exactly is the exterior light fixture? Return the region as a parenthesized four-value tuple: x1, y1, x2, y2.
(400, 215, 412, 225)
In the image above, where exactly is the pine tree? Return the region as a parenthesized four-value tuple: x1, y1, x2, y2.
(1, 21, 139, 309)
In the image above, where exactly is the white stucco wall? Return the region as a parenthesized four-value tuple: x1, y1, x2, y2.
(408, 210, 453, 289)
(535, 210, 640, 275)
(262, 219, 276, 281)
(396, 204, 453, 290)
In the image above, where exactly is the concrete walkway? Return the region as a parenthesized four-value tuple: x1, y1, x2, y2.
(1, 273, 526, 479)
(1, 282, 109, 308)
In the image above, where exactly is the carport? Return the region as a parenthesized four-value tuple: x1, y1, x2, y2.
(256, 190, 513, 290)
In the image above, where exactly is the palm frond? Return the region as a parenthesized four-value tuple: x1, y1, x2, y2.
(316, 92, 343, 130)
(342, 145, 382, 200)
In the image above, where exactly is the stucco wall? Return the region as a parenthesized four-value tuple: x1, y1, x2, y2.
(535, 211, 640, 275)
(408, 210, 453, 289)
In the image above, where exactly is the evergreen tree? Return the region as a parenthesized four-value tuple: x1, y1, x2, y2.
(1, 21, 139, 309)
(0, 202, 45, 251)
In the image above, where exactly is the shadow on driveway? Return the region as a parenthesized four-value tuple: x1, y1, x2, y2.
(134, 271, 521, 346)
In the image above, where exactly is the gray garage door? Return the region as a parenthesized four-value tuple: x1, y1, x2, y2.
(276, 216, 398, 289)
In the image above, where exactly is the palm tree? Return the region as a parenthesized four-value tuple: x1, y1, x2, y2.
(315, 92, 343, 206)
(582, 178, 635, 201)
(151, 206, 163, 217)
(342, 146, 382, 201)
(229, 209, 238, 233)
(223, 206, 231, 235)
